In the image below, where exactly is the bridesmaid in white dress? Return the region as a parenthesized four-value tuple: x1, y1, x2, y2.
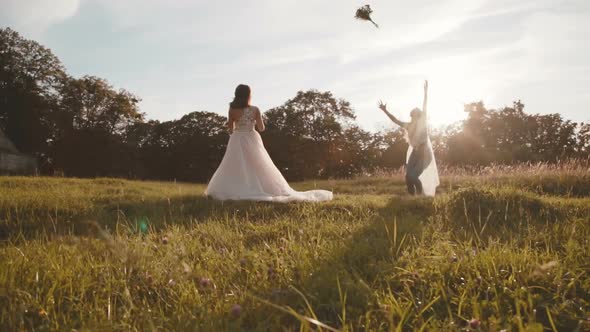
(205, 84, 333, 202)
(377, 80, 439, 196)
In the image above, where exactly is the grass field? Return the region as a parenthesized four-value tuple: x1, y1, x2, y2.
(1, 164, 589, 331)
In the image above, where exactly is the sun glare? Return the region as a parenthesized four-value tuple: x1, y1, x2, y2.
(428, 83, 473, 127)
(404, 55, 493, 127)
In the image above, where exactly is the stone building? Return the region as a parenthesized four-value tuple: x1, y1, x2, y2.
(0, 128, 37, 175)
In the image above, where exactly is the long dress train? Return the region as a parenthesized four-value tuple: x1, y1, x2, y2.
(205, 106, 333, 202)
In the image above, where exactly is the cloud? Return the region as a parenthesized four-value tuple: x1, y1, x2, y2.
(500, 3, 590, 121)
(0, 0, 80, 36)
(6, 0, 588, 128)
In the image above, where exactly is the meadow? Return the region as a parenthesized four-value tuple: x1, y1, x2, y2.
(0, 163, 589, 331)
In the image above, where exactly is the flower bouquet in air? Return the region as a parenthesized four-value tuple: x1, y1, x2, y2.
(355, 5, 379, 28)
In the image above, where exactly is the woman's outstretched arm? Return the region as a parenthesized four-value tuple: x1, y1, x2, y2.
(422, 80, 428, 117)
(378, 100, 409, 127)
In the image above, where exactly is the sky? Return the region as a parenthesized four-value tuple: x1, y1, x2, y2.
(2, 0, 589, 131)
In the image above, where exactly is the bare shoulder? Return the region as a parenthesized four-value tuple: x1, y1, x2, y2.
(252, 106, 261, 115)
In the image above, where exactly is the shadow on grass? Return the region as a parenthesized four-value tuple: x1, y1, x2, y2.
(230, 188, 590, 330)
(0, 193, 388, 241)
(0, 195, 296, 240)
(232, 196, 436, 330)
(190, 192, 569, 331)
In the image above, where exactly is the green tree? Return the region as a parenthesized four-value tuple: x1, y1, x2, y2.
(124, 112, 227, 181)
(166, 111, 228, 181)
(0, 27, 65, 155)
(444, 100, 582, 165)
(375, 129, 407, 170)
(577, 122, 590, 158)
(52, 76, 143, 176)
(264, 90, 356, 179)
(57, 76, 142, 135)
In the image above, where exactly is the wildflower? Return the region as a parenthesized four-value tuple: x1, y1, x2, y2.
(231, 304, 242, 318)
(199, 277, 211, 288)
(469, 318, 481, 329)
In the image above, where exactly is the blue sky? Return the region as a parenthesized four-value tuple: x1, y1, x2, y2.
(2, 0, 589, 130)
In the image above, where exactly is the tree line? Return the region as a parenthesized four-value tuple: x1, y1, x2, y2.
(1, 28, 589, 181)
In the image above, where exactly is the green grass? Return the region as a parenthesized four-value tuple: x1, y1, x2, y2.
(0, 170, 589, 331)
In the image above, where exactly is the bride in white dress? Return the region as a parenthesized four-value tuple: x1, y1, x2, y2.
(205, 84, 333, 202)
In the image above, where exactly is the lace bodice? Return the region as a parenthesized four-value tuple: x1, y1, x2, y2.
(234, 106, 256, 132)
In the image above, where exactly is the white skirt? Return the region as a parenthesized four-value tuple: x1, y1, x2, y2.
(406, 139, 440, 197)
(205, 131, 333, 202)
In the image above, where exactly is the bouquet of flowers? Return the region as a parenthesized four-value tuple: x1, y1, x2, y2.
(355, 5, 379, 28)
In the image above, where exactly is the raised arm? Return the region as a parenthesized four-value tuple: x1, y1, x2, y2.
(255, 107, 265, 132)
(378, 100, 409, 128)
(422, 80, 428, 117)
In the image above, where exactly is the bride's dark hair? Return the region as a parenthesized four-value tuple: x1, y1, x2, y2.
(230, 84, 251, 109)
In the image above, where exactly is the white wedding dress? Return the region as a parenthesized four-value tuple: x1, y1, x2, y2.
(205, 106, 333, 202)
